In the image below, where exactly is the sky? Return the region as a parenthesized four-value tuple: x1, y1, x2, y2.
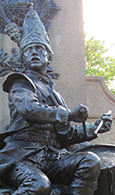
(82, 0, 115, 57)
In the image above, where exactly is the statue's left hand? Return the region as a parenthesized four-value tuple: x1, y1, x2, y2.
(94, 112, 112, 134)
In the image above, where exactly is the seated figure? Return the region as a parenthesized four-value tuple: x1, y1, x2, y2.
(0, 5, 112, 195)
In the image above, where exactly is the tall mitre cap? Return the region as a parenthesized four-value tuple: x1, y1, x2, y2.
(20, 4, 53, 61)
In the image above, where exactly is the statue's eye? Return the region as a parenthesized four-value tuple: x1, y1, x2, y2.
(29, 47, 32, 51)
(36, 46, 41, 51)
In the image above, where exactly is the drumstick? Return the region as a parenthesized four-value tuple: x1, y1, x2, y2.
(94, 110, 112, 135)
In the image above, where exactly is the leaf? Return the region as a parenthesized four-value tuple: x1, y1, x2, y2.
(85, 34, 115, 95)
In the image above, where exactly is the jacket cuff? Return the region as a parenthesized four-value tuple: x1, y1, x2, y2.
(56, 105, 70, 123)
(85, 123, 98, 141)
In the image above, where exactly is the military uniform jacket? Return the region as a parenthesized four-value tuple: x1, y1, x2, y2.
(0, 70, 91, 176)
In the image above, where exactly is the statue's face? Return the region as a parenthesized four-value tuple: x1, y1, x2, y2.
(22, 43, 48, 73)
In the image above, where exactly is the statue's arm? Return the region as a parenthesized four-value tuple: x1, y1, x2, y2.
(57, 103, 112, 147)
(9, 79, 70, 124)
(56, 123, 97, 147)
(57, 118, 112, 147)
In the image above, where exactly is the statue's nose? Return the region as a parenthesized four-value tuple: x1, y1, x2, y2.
(32, 48, 38, 55)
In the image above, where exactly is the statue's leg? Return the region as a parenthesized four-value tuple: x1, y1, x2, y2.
(10, 160, 51, 195)
(68, 151, 100, 195)
(46, 151, 100, 195)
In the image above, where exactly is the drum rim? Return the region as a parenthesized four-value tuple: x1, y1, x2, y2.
(78, 143, 115, 170)
(78, 143, 115, 151)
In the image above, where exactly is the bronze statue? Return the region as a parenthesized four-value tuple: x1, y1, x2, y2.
(0, 1, 112, 195)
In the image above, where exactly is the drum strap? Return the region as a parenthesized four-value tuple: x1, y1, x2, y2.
(107, 167, 114, 195)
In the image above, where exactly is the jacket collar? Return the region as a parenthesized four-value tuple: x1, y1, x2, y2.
(25, 70, 54, 88)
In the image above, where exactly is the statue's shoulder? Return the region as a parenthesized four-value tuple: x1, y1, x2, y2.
(3, 72, 36, 93)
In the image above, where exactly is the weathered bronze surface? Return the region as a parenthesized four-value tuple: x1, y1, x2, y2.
(0, 0, 60, 31)
(0, 1, 113, 195)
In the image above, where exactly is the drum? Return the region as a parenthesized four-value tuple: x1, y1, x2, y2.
(79, 144, 115, 195)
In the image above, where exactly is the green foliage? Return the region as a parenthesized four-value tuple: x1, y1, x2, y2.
(85, 35, 115, 95)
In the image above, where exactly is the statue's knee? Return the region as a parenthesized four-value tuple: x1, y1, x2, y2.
(86, 152, 100, 177)
(31, 170, 51, 194)
(87, 152, 100, 167)
(16, 168, 51, 195)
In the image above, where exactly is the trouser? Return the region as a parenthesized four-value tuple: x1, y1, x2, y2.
(10, 151, 100, 195)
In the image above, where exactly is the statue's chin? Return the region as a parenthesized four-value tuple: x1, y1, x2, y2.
(29, 63, 46, 73)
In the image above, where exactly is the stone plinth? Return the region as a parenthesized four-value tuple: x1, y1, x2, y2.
(86, 76, 115, 144)
(50, 0, 86, 109)
(0, 34, 17, 132)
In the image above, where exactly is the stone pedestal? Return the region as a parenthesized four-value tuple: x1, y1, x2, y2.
(50, 0, 86, 109)
(86, 76, 115, 144)
(0, 34, 17, 131)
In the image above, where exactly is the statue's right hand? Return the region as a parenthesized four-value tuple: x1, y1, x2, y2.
(68, 104, 89, 123)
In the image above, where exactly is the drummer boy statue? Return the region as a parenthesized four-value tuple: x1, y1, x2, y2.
(0, 2, 112, 195)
